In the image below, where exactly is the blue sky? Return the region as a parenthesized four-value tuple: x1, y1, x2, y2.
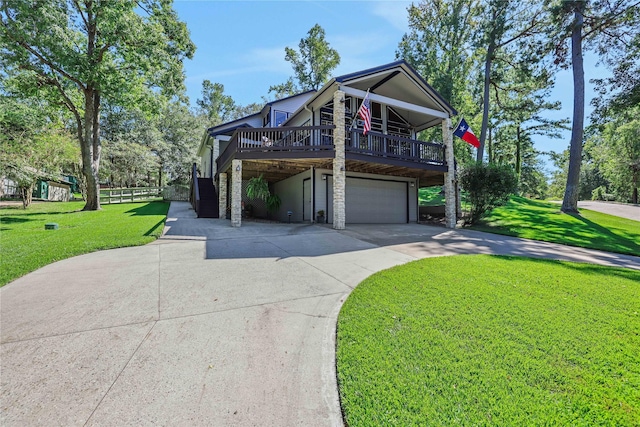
(173, 0, 610, 170)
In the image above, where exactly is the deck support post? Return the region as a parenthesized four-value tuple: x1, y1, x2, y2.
(332, 89, 346, 230)
(231, 160, 242, 227)
(442, 118, 456, 228)
(219, 172, 228, 220)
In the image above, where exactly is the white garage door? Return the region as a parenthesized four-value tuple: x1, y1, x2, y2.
(329, 177, 407, 223)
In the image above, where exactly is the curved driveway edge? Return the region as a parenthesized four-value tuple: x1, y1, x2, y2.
(1, 202, 638, 426)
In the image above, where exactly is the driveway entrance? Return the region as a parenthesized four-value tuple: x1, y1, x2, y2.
(1, 202, 638, 426)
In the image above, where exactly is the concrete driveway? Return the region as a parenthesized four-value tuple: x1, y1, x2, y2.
(577, 200, 639, 221)
(1, 202, 638, 426)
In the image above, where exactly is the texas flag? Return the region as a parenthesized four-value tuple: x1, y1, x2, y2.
(453, 118, 480, 148)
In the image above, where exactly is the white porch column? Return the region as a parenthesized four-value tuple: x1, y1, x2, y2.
(218, 172, 227, 220)
(231, 160, 242, 227)
(332, 90, 346, 230)
(442, 118, 457, 229)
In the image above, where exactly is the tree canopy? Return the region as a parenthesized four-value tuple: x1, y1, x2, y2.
(0, 0, 195, 210)
(269, 24, 340, 98)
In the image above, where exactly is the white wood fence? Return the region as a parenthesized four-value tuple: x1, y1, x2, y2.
(99, 187, 162, 204)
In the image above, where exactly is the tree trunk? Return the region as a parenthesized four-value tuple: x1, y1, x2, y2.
(487, 126, 493, 163)
(81, 88, 102, 211)
(20, 184, 33, 209)
(478, 40, 495, 163)
(516, 124, 522, 179)
(562, 4, 585, 214)
(633, 169, 639, 204)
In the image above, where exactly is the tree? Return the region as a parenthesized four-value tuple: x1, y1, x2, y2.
(197, 80, 237, 126)
(397, 0, 482, 165)
(157, 101, 202, 185)
(0, 95, 79, 208)
(0, 0, 195, 210)
(100, 105, 161, 188)
(596, 109, 640, 203)
(476, 0, 546, 161)
(592, 22, 640, 118)
(546, 0, 640, 213)
(269, 24, 340, 97)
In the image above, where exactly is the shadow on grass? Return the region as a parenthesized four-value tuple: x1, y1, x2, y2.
(0, 216, 31, 224)
(474, 197, 640, 256)
(567, 213, 640, 255)
(125, 201, 169, 216)
(494, 255, 640, 282)
(144, 218, 167, 236)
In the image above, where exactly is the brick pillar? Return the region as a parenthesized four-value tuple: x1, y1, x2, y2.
(442, 118, 456, 228)
(219, 172, 227, 220)
(332, 90, 346, 230)
(231, 160, 242, 227)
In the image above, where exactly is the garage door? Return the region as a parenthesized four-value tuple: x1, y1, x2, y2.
(329, 177, 407, 223)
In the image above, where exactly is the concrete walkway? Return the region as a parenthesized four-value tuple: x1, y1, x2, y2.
(1, 202, 639, 426)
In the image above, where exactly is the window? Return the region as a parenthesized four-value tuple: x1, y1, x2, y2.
(274, 110, 288, 127)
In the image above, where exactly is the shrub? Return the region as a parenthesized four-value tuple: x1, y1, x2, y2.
(246, 174, 270, 201)
(459, 162, 518, 224)
(592, 185, 616, 201)
(265, 194, 281, 213)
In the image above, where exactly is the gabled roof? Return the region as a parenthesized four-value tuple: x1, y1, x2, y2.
(207, 113, 260, 136)
(262, 89, 316, 109)
(334, 60, 457, 116)
(206, 90, 317, 137)
(283, 60, 457, 131)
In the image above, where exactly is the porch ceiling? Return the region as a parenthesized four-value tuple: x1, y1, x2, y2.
(222, 158, 445, 186)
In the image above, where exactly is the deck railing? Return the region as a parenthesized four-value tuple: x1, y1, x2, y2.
(216, 124, 445, 171)
(237, 125, 335, 152)
(218, 125, 335, 170)
(346, 129, 445, 165)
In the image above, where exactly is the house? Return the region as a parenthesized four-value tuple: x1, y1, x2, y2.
(194, 60, 458, 229)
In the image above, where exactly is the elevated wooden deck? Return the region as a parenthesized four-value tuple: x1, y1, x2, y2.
(217, 125, 447, 185)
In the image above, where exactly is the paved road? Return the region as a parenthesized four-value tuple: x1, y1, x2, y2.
(577, 200, 640, 222)
(2, 202, 638, 426)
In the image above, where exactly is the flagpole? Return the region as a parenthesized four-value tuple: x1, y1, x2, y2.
(348, 88, 370, 132)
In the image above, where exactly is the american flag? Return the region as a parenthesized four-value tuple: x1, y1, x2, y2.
(358, 94, 371, 135)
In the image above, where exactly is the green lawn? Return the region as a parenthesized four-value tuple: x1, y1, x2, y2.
(0, 201, 169, 286)
(337, 255, 640, 426)
(472, 197, 640, 256)
(419, 186, 445, 206)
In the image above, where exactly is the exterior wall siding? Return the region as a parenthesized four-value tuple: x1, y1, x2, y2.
(272, 170, 312, 223)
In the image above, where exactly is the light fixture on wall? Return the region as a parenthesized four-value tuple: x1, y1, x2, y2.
(410, 182, 415, 187)
(235, 165, 241, 171)
(339, 97, 345, 104)
(340, 166, 345, 172)
(321, 174, 327, 181)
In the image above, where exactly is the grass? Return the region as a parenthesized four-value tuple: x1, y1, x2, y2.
(419, 186, 445, 206)
(337, 255, 640, 426)
(0, 201, 169, 286)
(472, 196, 640, 256)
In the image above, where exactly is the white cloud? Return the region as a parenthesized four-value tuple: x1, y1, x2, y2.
(371, 1, 413, 33)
